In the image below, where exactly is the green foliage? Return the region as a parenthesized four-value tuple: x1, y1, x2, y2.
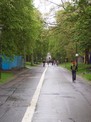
(1, 0, 91, 64)
(73, 1, 91, 50)
(0, 0, 33, 55)
(48, 7, 76, 61)
(47, 0, 91, 63)
(0, 0, 46, 61)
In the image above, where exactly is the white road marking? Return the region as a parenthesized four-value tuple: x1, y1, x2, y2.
(22, 66, 48, 122)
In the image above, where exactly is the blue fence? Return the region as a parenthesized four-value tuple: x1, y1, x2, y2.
(2, 56, 24, 70)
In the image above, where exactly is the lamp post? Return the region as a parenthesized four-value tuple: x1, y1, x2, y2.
(75, 42, 79, 66)
(0, 24, 3, 79)
(75, 53, 79, 66)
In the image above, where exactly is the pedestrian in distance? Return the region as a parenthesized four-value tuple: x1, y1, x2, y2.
(43, 60, 45, 67)
(56, 60, 59, 66)
(51, 60, 54, 65)
(71, 61, 78, 83)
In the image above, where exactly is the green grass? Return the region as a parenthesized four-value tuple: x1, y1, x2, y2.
(26, 62, 31, 65)
(84, 74, 91, 81)
(0, 62, 40, 85)
(26, 62, 41, 67)
(60, 62, 91, 81)
(0, 72, 14, 84)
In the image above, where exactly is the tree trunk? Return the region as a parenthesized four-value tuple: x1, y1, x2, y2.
(85, 49, 89, 64)
(31, 53, 34, 66)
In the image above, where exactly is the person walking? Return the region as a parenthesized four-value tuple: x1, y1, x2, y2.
(71, 61, 78, 82)
(56, 60, 59, 66)
(43, 60, 45, 67)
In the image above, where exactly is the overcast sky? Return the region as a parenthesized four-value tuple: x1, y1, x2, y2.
(33, 0, 71, 26)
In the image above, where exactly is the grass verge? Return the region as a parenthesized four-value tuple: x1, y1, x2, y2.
(0, 72, 14, 84)
(0, 62, 38, 85)
(26, 62, 41, 67)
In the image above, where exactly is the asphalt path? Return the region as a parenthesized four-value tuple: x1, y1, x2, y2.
(0, 64, 91, 122)
(0, 66, 45, 122)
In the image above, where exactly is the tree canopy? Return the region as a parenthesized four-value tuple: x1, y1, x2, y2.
(47, 0, 91, 63)
(0, 0, 48, 62)
(0, 0, 91, 64)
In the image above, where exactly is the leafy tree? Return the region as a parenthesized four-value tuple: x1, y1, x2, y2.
(48, 0, 91, 63)
(72, 0, 91, 63)
(0, 0, 48, 65)
(0, 0, 34, 56)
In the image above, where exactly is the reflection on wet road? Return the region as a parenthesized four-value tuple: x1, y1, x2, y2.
(0, 65, 91, 122)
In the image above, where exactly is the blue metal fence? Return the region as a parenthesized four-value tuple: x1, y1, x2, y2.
(2, 56, 24, 70)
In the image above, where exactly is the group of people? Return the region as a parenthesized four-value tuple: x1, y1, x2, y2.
(42, 59, 59, 67)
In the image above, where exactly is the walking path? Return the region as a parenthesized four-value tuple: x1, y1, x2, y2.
(0, 64, 91, 122)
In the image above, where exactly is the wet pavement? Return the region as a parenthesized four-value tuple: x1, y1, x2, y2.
(0, 64, 91, 122)
(32, 65, 91, 122)
(0, 66, 45, 122)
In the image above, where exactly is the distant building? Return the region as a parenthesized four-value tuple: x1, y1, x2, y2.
(46, 52, 52, 62)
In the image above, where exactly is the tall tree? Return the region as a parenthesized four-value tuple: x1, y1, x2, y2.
(0, 0, 47, 64)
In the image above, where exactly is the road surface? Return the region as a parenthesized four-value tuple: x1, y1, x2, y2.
(0, 64, 91, 122)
